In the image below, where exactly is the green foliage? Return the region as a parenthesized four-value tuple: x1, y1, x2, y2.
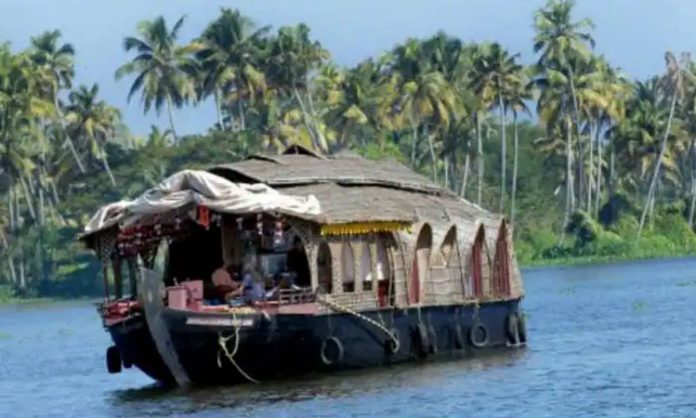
(6, 3, 696, 299)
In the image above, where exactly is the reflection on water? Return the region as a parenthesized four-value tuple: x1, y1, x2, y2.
(111, 349, 528, 414)
(4, 257, 696, 417)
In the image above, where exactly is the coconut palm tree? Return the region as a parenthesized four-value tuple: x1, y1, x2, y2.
(637, 53, 690, 239)
(265, 24, 330, 152)
(534, 0, 595, 212)
(115, 16, 197, 140)
(507, 75, 533, 226)
(196, 8, 270, 131)
(469, 42, 522, 211)
(29, 30, 86, 174)
(534, 0, 594, 131)
(65, 84, 121, 185)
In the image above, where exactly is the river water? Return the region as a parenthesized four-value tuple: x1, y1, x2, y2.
(2, 257, 696, 418)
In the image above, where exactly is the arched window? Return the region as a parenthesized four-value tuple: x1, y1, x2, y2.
(376, 236, 393, 307)
(411, 224, 432, 305)
(361, 244, 373, 291)
(441, 226, 457, 265)
(493, 221, 511, 297)
(317, 241, 333, 293)
(342, 243, 355, 292)
(470, 225, 485, 299)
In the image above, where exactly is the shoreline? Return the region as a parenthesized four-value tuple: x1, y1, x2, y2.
(520, 252, 696, 268)
(3, 254, 696, 304)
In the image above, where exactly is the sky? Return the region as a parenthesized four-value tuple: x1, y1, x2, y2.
(2, 0, 696, 136)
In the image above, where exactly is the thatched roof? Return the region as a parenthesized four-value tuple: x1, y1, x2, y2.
(209, 147, 500, 225)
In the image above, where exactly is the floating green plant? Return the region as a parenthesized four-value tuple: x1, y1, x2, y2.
(676, 279, 696, 287)
(632, 300, 647, 312)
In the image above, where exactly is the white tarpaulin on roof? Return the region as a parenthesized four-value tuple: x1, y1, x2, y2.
(83, 169, 322, 235)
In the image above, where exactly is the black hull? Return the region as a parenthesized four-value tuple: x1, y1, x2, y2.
(107, 299, 523, 386)
(107, 315, 174, 384)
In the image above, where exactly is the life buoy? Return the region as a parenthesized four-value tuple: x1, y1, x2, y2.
(414, 323, 430, 358)
(453, 324, 465, 349)
(506, 313, 520, 346)
(320, 336, 344, 366)
(468, 323, 488, 348)
(427, 325, 438, 354)
(106, 345, 122, 374)
(517, 313, 528, 345)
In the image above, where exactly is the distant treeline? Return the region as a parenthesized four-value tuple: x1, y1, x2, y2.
(2, 0, 696, 299)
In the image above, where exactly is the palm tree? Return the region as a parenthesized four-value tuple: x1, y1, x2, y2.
(196, 8, 270, 131)
(65, 84, 121, 185)
(534, 0, 595, 213)
(507, 76, 533, 226)
(469, 42, 522, 212)
(115, 16, 197, 140)
(29, 30, 86, 174)
(637, 53, 689, 239)
(390, 38, 458, 181)
(265, 24, 330, 152)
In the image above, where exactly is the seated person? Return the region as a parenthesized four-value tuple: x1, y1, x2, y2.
(212, 262, 242, 301)
(240, 257, 266, 304)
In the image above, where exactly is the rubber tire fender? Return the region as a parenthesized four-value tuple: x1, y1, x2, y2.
(414, 323, 430, 358)
(468, 323, 489, 348)
(506, 313, 520, 346)
(320, 336, 345, 366)
(106, 345, 122, 374)
(453, 323, 465, 349)
(517, 313, 528, 345)
(427, 325, 438, 354)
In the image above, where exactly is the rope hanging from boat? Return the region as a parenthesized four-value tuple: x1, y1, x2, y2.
(317, 294, 400, 354)
(217, 311, 260, 384)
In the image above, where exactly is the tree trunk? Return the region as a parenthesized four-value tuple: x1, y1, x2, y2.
(637, 91, 678, 241)
(305, 89, 328, 152)
(476, 113, 484, 206)
(166, 95, 178, 141)
(101, 150, 117, 186)
(19, 176, 36, 222)
(595, 125, 603, 217)
(38, 172, 45, 227)
(499, 95, 507, 213)
(1, 232, 17, 285)
(568, 66, 584, 210)
(54, 95, 86, 173)
(587, 120, 595, 213)
(444, 155, 449, 189)
(426, 128, 438, 183)
(511, 111, 519, 226)
(688, 137, 696, 228)
(214, 89, 224, 130)
(292, 87, 319, 150)
(237, 99, 246, 131)
(563, 116, 574, 234)
(410, 117, 418, 166)
(609, 138, 615, 199)
(460, 153, 470, 198)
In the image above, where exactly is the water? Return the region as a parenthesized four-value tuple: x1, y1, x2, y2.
(2, 257, 696, 418)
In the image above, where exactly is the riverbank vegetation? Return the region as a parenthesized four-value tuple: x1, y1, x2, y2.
(2, 0, 696, 298)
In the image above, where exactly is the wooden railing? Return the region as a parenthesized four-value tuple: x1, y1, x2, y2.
(278, 287, 316, 304)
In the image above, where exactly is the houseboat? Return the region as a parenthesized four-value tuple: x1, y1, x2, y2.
(80, 145, 527, 387)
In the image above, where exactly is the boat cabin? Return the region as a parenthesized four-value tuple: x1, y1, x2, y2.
(82, 146, 523, 322)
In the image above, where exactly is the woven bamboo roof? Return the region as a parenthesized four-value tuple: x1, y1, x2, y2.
(209, 146, 500, 225)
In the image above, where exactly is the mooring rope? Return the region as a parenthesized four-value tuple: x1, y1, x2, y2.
(217, 311, 260, 384)
(317, 294, 400, 354)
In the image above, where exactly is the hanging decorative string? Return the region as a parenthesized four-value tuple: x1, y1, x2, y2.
(320, 221, 412, 236)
